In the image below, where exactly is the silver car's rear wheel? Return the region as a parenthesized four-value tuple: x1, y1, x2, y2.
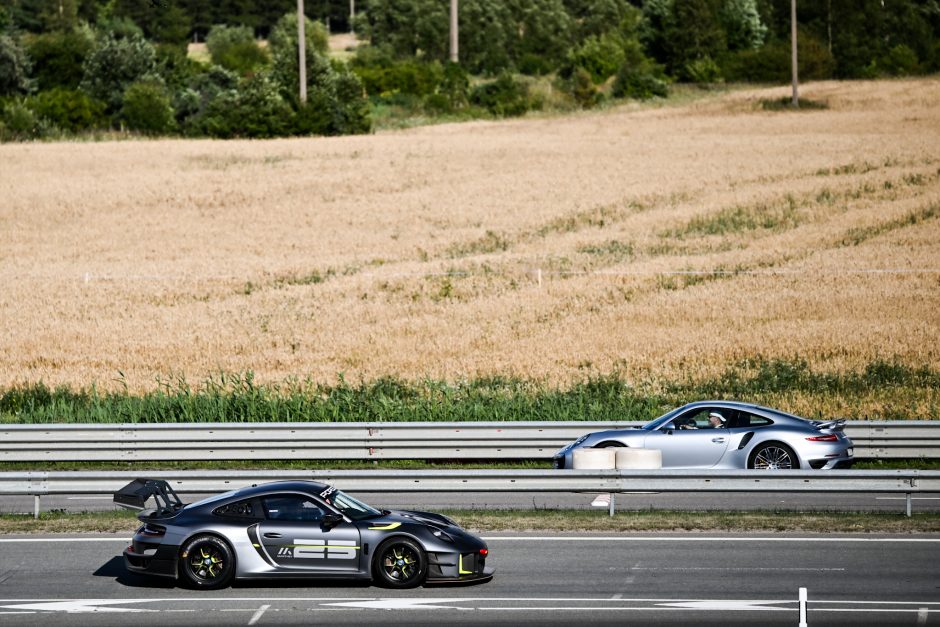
(749, 443, 797, 470)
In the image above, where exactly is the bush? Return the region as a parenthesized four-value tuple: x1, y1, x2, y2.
(155, 44, 206, 93)
(431, 61, 469, 112)
(570, 68, 599, 108)
(173, 65, 239, 135)
(612, 64, 669, 100)
(878, 44, 920, 76)
(29, 88, 106, 132)
(352, 56, 443, 98)
(206, 25, 269, 75)
(25, 30, 94, 91)
(721, 33, 834, 83)
(80, 32, 157, 113)
(684, 55, 723, 83)
(470, 73, 532, 117)
(0, 100, 56, 141)
(0, 34, 32, 96)
(562, 34, 626, 84)
(198, 73, 292, 139)
(122, 80, 174, 135)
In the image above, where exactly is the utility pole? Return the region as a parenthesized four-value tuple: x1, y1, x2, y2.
(298, 0, 307, 104)
(449, 0, 458, 63)
(791, 0, 799, 107)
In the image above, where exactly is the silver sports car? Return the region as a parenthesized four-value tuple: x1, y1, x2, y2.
(553, 401, 854, 470)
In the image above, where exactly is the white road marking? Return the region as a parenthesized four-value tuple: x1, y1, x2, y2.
(630, 567, 845, 572)
(476, 607, 792, 612)
(323, 599, 462, 610)
(918, 607, 929, 625)
(658, 601, 789, 611)
(2, 535, 940, 543)
(66, 497, 113, 501)
(0, 599, 159, 613)
(482, 536, 940, 542)
(248, 604, 270, 625)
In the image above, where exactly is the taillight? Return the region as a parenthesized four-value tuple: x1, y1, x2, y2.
(806, 434, 838, 442)
(141, 523, 166, 536)
(479, 548, 488, 556)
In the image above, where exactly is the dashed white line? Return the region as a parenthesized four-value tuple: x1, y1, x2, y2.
(248, 604, 270, 625)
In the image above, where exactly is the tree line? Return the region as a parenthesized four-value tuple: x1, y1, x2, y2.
(0, 0, 937, 141)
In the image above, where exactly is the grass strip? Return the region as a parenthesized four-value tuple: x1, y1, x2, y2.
(1, 509, 938, 535)
(2, 359, 938, 423)
(0, 459, 938, 472)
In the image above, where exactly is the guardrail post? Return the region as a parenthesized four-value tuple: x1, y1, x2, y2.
(906, 492, 912, 517)
(609, 493, 615, 517)
(34, 494, 40, 519)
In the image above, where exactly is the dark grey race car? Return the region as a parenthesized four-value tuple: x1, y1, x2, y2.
(115, 479, 492, 590)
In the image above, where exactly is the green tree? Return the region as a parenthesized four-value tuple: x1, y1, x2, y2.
(25, 28, 94, 90)
(721, 0, 767, 50)
(122, 79, 174, 134)
(80, 31, 157, 113)
(509, 0, 574, 71)
(0, 33, 32, 96)
(458, 0, 514, 74)
(29, 86, 105, 131)
(206, 24, 268, 75)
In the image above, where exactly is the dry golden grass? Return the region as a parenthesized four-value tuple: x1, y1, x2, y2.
(1, 79, 938, 396)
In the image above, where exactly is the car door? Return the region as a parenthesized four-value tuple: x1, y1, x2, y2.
(643, 407, 731, 467)
(257, 493, 363, 574)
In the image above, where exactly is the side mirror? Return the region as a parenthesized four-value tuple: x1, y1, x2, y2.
(323, 513, 344, 528)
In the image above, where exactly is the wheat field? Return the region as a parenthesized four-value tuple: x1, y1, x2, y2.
(1, 79, 938, 403)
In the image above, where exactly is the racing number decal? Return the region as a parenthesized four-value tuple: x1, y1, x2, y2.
(279, 539, 358, 560)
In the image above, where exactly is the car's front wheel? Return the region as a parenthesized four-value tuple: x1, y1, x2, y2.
(749, 443, 798, 470)
(179, 535, 235, 590)
(373, 538, 427, 589)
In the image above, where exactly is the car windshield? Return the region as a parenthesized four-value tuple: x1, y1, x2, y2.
(641, 406, 687, 430)
(325, 490, 383, 521)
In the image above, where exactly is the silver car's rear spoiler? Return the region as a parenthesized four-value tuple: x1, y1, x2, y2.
(113, 478, 185, 515)
(813, 418, 847, 432)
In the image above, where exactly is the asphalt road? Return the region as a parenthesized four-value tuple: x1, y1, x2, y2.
(0, 533, 937, 625)
(3, 491, 938, 516)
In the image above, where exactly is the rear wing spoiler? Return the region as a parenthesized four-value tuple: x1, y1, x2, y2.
(813, 418, 847, 432)
(113, 479, 185, 515)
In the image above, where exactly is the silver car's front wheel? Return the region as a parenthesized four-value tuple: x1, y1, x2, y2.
(749, 443, 797, 470)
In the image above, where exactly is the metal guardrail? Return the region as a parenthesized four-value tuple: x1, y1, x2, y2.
(0, 421, 938, 461)
(2, 469, 938, 518)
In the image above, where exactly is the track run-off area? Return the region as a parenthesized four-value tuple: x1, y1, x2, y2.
(0, 534, 937, 626)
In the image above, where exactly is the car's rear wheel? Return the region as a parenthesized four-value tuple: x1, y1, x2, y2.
(179, 535, 235, 590)
(373, 538, 427, 589)
(749, 443, 798, 470)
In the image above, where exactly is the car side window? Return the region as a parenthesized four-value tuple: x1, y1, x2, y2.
(213, 498, 262, 519)
(741, 413, 774, 428)
(263, 495, 325, 522)
(672, 409, 727, 429)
